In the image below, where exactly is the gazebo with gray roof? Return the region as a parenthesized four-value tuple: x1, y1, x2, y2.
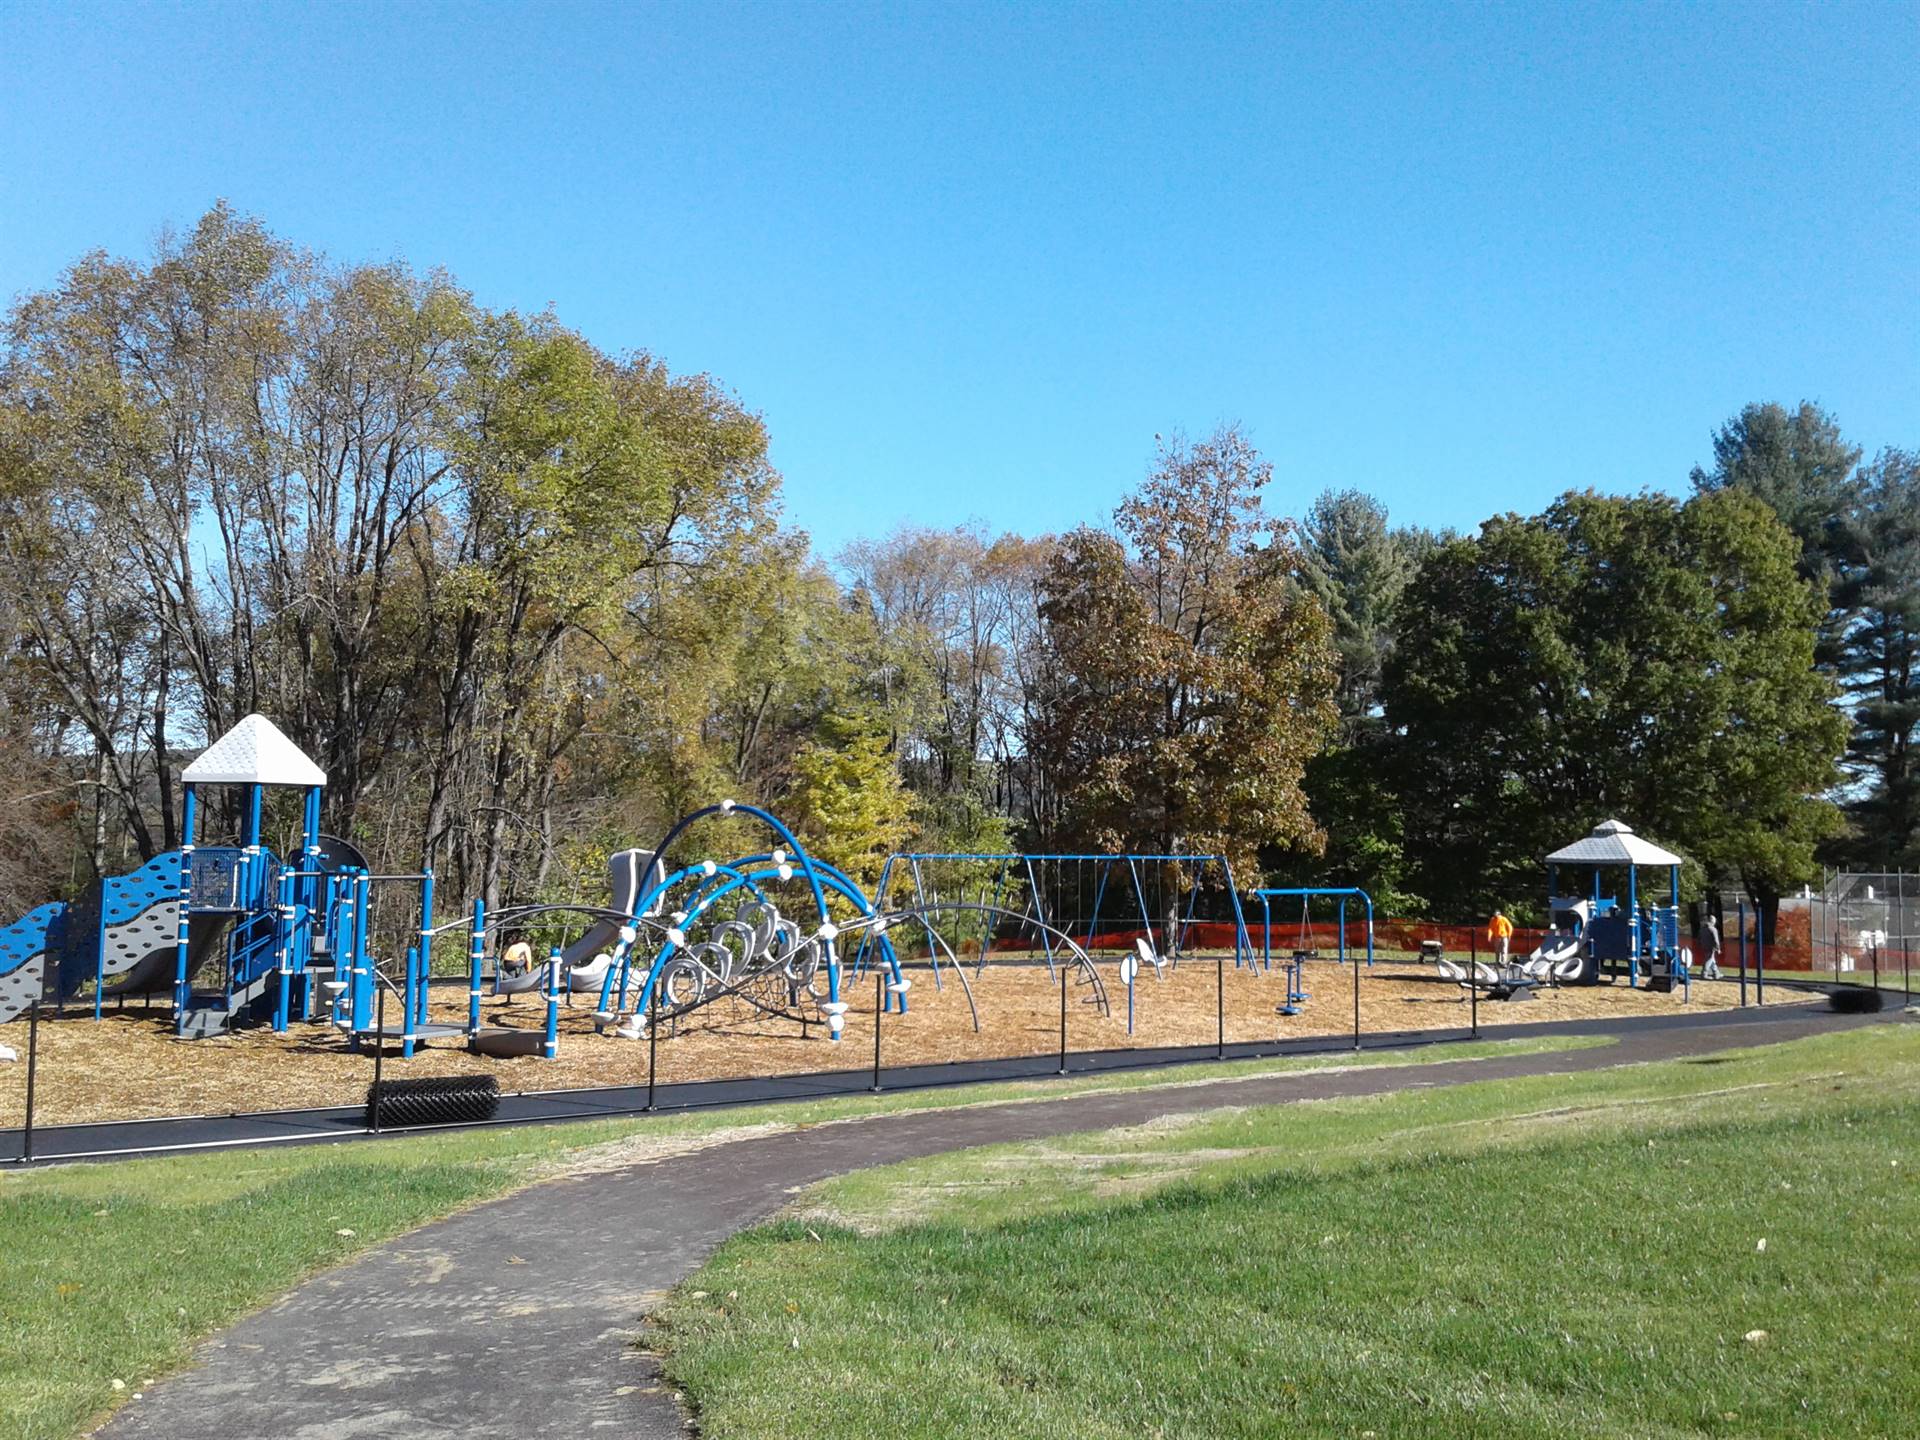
(1545, 819, 1684, 967)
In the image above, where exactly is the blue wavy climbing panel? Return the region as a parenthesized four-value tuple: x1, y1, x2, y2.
(0, 901, 66, 1022)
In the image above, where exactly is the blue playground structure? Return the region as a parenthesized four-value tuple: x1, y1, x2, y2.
(0, 718, 1289, 1066)
(0, 715, 435, 1042)
(1541, 819, 1690, 994)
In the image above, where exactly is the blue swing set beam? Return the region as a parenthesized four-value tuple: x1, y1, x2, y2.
(1244, 887, 1376, 970)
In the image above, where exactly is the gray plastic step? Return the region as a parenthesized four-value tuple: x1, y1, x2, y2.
(352, 1021, 466, 1040)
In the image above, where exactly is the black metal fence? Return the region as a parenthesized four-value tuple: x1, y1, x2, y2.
(0, 945, 1858, 1165)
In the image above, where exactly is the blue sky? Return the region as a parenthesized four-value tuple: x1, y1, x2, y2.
(2, 1, 1914, 557)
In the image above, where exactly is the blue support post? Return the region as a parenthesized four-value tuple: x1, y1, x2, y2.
(273, 867, 293, 1032)
(301, 787, 322, 1021)
(417, 869, 435, 1030)
(173, 786, 198, 1034)
(93, 873, 109, 1020)
(327, 876, 349, 1027)
(1259, 894, 1272, 972)
(467, 897, 486, 1043)
(906, 857, 943, 991)
(1126, 857, 1154, 959)
(1223, 871, 1254, 971)
(241, 783, 265, 955)
(544, 944, 561, 1059)
(1628, 864, 1640, 988)
(352, 870, 372, 1034)
(1085, 860, 1114, 953)
(853, 854, 895, 980)
(983, 858, 1011, 967)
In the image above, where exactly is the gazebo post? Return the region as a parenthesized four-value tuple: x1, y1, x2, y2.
(1628, 864, 1639, 987)
(174, 784, 199, 1033)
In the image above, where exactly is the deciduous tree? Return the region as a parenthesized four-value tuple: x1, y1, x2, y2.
(1385, 490, 1847, 925)
(1033, 427, 1338, 877)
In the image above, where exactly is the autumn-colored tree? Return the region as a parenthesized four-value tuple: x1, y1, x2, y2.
(784, 716, 916, 887)
(1032, 427, 1338, 878)
(0, 207, 802, 925)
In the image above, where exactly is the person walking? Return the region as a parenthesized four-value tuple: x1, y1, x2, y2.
(1697, 912, 1722, 980)
(1487, 909, 1514, 968)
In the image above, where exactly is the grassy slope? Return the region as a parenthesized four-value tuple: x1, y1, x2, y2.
(0, 1033, 1597, 1440)
(660, 1025, 1920, 1440)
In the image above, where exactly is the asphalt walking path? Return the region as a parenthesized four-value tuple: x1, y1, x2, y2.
(99, 1005, 1904, 1440)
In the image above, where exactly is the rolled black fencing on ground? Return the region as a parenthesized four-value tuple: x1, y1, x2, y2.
(367, 1075, 501, 1130)
(1828, 988, 1887, 1014)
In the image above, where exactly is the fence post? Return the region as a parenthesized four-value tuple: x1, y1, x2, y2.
(1738, 898, 1747, 1007)
(370, 982, 386, 1134)
(870, 969, 883, 1093)
(1215, 949, 1225, 1060)
(1470, 932, 1479, 1039)
(645, 979, 660, 1112)
(1351, 943, 1361, 1052)
(22, 999, 40, 1163)
(1058, 963, 1069, 1075)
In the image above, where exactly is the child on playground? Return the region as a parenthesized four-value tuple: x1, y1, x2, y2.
(501, 935, 533, 974)
(1487, 909, 1514, 965)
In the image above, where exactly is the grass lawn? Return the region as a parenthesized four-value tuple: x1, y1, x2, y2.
(0, 1033, 1598, 1440)
(659, 1024, 1920, 1439)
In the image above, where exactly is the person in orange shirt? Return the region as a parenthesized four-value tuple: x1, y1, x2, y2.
(1487, 909, 1515, 966)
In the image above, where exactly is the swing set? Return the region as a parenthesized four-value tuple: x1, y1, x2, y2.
(1246, 886, 1376, 1014)
(868, 852, 1256, 977)
(1247, 887, 1376, 964)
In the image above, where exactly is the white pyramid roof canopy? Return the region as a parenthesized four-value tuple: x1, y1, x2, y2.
(1545, 818, 1683, 868)
(181, 714, 327, 787)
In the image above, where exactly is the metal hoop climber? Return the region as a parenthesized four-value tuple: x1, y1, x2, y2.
(590, 799, 901, 1042)
(577, 799, 1113, 1047)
